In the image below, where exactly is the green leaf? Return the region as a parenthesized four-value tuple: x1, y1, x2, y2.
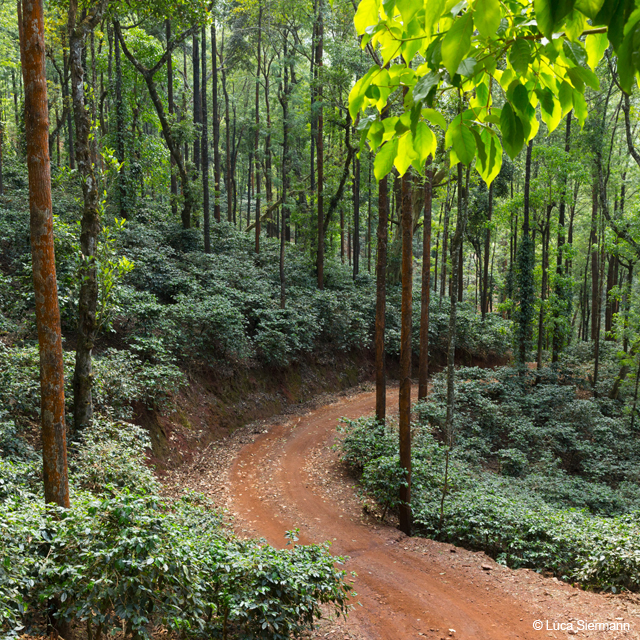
(457, 57, 478, 77)
(474, 127, 503, 185)
(423, 108, 448, 129)
(572, 90, 588, 128)
(585, 32, 609, 70)
(395, 133, 418, 176)
(473, 0, 501, 38)
(414, 121, 437, 164)
(568, 66, 600, 90)
(537, 88, 562, 132)
(424, 0, 446, 34)
(396, 0, 420, 24)
(558, 81, 574, 115)
(500, 102, 524, 159)
(374, 138, 398, 180)
(448, 117, 476, 165)
(511, 84, 531, 116)
(348, 67, 377, 119)
(441, 10, 474, 77)
(413, 71, 441, 102)
(574, 0, 605, 19)
(617, 17, 640, 93)
(564, 9, 588, 40)
(534, 0, 576, 38)
(354, 0, 380, 34)
(562, 40, 588, 67)
(509, 39, 531, 75)
(594, 0, 634, 50)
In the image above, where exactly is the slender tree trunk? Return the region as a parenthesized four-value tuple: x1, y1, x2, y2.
(166, 21, 178, 218)
(367, 159, 372, 272)
(553, 113, 571, 362)
(19, 0, 70, 508)
(443, 163, 469, 519)
(201, 27, 210, 251)
(418, 166, 433, 400)
(590, 182, 599, 341)
(537, 205, 552, 370)
(398, 169, 413, 537)
(315, 0, 324, 289)
(375, 127, 389, 422)
(114, 22, 126, 216)
(62, 44, 75, 169)
(517, 141, 534, 368)
(254, 5, 262, 253)
(193, 34, 201, 174)
(280, 33, 290, 308)
(69, 1, 105, 432)
(211, 24, 221, 222)
(481, 183, 493, 319)
(353, 153, 360, 279)
(220, 30, 232, 222)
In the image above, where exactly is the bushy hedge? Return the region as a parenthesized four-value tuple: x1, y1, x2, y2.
(1, 491, 351, 639)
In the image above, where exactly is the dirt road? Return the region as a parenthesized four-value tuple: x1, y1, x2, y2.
(227, 387, 639, 640)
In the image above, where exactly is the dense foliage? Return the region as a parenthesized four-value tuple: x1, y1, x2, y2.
(340, 357, 640, 591)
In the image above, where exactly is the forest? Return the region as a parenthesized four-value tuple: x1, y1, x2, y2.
(4, 0, 640, 637)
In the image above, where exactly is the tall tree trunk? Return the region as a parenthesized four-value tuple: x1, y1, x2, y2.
(418, 166, 433, 400)
(62, 43, 75, 169)
(220, 30, 232, 222)
(166, 21, 178, 218)
(192, 34, 201, 173)
(315, 0, 324, 289)
(19, 0, 70, 508)
(590, 182, 599, 341)
(443, 163, 469, 520)
(375, 123, 389, 422)
(398, 169, 413, 536)
(114, 22, 126, 217)
(517, 141, 534, 368)
(553, 113, 571, 362)
(481, 183, 493, 319)
(201, 27, 210, 252)
(211, 24, 221, 223)
(69, 1, 106, 432)
(367, 159, 372, 272)
(353, 153, 360, 279)
(254, 5, 262, 254)
(537, 205, 552, 370)
(280, 32, 290, 308)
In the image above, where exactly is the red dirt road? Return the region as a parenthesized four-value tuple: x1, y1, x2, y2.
(228, 388, 547, 640)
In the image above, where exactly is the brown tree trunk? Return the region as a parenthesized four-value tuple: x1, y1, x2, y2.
(315, 1, 324, 289)
(481, 183, 493, 319)
(201, 27, 210, 252)
(353, 153, 360, 278)
(398, 169, 413, 536)
(114, 22, 126, 216)
(375, 164, 389, 421)
(192, 34, 201, 174)
(590, 182, 599, 341)
(254, 5, 262, 254)
(69, 0, 107, 432)
(418, 166, 433, 400)
(19, 0, 70, 508)
(220, 30, 232, 222)
(211, 24, 221, 223)
(166, 21, 178, 218)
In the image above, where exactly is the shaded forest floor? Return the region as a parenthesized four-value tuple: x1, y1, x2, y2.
(162, 384, 640, 640)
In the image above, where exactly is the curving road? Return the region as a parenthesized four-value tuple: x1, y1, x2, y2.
(228, 388, 540, 640)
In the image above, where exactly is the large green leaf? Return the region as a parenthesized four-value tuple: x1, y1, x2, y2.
(617, 16, 640, 93)
(374, 138, 398, 180)
(534, 0, 576, 38)
(500, 102, 525, 159)
(441, 10, 474, 77)
(585, 32, 609, 70)
(448, 117, 476, 165)
(574, 0, 606, 19)
(474, 127, 503, 185)
(413, 71, 441, 102)
(354, 0, 379, 34)
(509, 39, 531, 74)
(474, 0, 501, 38)
(414, 121, 437, 164)
(424, 0, 446, 34)
(395, 132, 418, 176)
(396, 0, 420, 25)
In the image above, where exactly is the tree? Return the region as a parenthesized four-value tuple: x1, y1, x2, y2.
(19, 0, 70, 508)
